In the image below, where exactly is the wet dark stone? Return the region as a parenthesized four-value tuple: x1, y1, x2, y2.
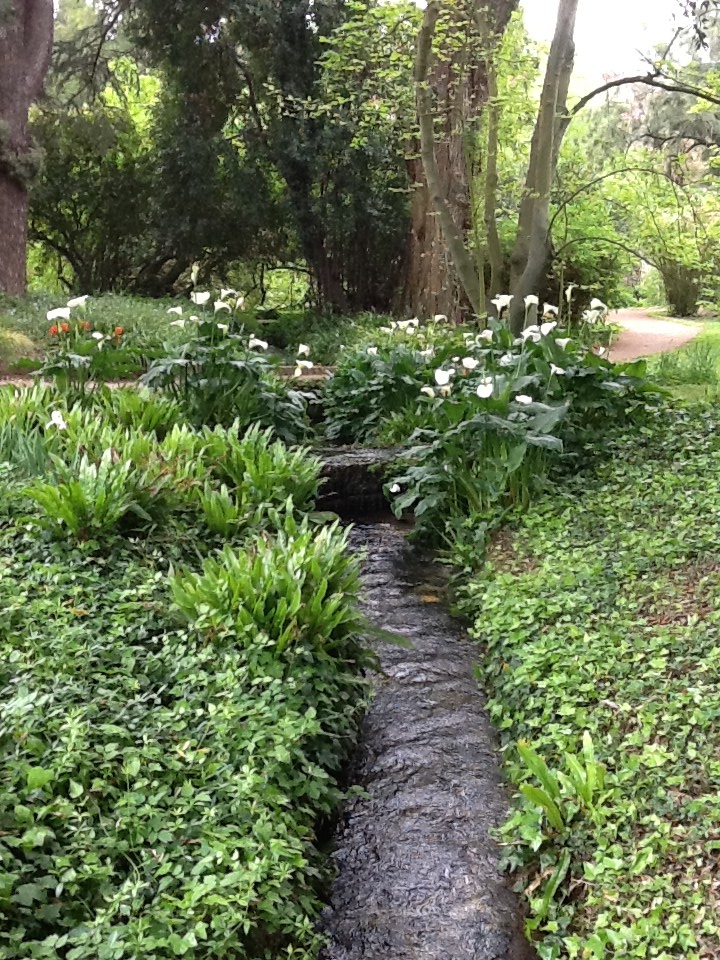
(320, 523, 536, 960)
(317, 447, 402, 518)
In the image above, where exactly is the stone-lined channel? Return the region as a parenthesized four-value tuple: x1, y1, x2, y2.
(320, 521, 536, 960)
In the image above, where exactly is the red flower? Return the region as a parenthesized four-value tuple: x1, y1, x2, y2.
(49, 325, 58, 336)
(78, 320, 91, 332)
(60, 323, 70, 334)
(114, 326, 124, 337)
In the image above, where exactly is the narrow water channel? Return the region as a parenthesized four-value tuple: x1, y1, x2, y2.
(320, 522, 536, 960)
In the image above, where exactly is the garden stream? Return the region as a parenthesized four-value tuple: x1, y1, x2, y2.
(317, 454, 535, 960)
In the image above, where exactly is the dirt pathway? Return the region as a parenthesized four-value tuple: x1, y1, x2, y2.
(609, 308, 701, 362)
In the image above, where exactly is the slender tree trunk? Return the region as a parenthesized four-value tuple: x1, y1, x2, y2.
(408, 0, 517, 322)
(507, 0, 578, 332)
(0, 0, 54, 295)
(483, 61, 504, 300)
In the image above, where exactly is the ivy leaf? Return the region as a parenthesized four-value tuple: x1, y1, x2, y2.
(26, 767, 53, 791)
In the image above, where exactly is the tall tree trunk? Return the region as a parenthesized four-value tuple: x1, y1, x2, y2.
(507, 0, 578, 332)
(407, 0, 517, 322)
(0, 0, 54, 296)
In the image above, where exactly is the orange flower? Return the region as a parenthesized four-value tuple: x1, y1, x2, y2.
(60, 323, 70, 334)
(114, 326, 124, 337)
(49, 325, 58, 336)
(78, 320, 91, 332)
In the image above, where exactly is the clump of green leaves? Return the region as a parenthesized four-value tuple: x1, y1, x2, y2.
(172, 513, 363, 655)
(142, 322, 311, 442)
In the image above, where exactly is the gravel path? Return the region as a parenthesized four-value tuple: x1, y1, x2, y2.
(610, 308, 701, 362)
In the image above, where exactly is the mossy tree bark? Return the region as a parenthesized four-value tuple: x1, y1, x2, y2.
(0, 0, 54, 296)
(409, 0, 517, 322)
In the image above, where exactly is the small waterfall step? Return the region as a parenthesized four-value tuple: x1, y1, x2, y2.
(320, 524, 536, 960)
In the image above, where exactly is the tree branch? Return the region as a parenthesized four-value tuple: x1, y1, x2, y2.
(569, 71, 720, 119)
(553, 235, 660, 269)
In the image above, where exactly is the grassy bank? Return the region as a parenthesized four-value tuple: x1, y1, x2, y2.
(458, 403, 720, 958)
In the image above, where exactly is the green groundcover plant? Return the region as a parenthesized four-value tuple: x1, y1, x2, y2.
(455, 403, 720, 959)
(0, 385, 369, 960)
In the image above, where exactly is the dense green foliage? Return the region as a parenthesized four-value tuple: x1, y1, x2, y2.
(0, 385, 367, 959)
(322, 315, 660, 544)
(456, 404, 720, 957)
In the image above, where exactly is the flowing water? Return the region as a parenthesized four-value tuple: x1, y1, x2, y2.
(320, 521, 536, 960)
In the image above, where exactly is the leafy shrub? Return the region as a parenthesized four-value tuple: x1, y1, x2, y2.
(0, 328, 35, 367)
(196, 482, 243, 535)
(25, 450, 163, 539)
(142, 325, 310, 441)
(370, 322, 661, 545)
(322, 319, 473, 445)
(172, 514, 363, 655)
(99, 388, 185, 437)
(202, 423, 321, 516)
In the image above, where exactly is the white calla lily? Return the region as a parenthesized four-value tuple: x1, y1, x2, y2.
(434, 368, 453, 386)
(296, 360, 314, 370)
(167, 306, 183, 316)
(433, 314, 447, 322)
(476, 377, 494, 399)
(67, 295, 89, 308)
(540, 321, 558, 336)
(555, 337, 571, 348)
(248, 337, 268, 350)
(491, 294, 514, 314)
(190, 291, 211, 306)
(522, 325, 542, 342)
(47, 307, 71, 322)
(550, 363, 566, 376)
(565, 283, 578, 303)
(583, 309, 601, 324)
(214, 300, 232, 313)
(543, 304, 559, 317)
(524, 294, 539, 309)
(367, 346, 378, 356)
(515, 394, 533, 405)
(91, 331, 104, 341)
(420, 386, 436, 397)
(170, 319, 186, 328)
(46, 410, 67, 431)
(221, 288, 237, 300)
(462, 357, 480, 370)
(389, 483, 401, 494)
(216, 323, 229, 333)
(297, 343, 311, 357)
(478, 329, 494, 342)
(499, 353, 514, 367)
(590, 298, 608, 312)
